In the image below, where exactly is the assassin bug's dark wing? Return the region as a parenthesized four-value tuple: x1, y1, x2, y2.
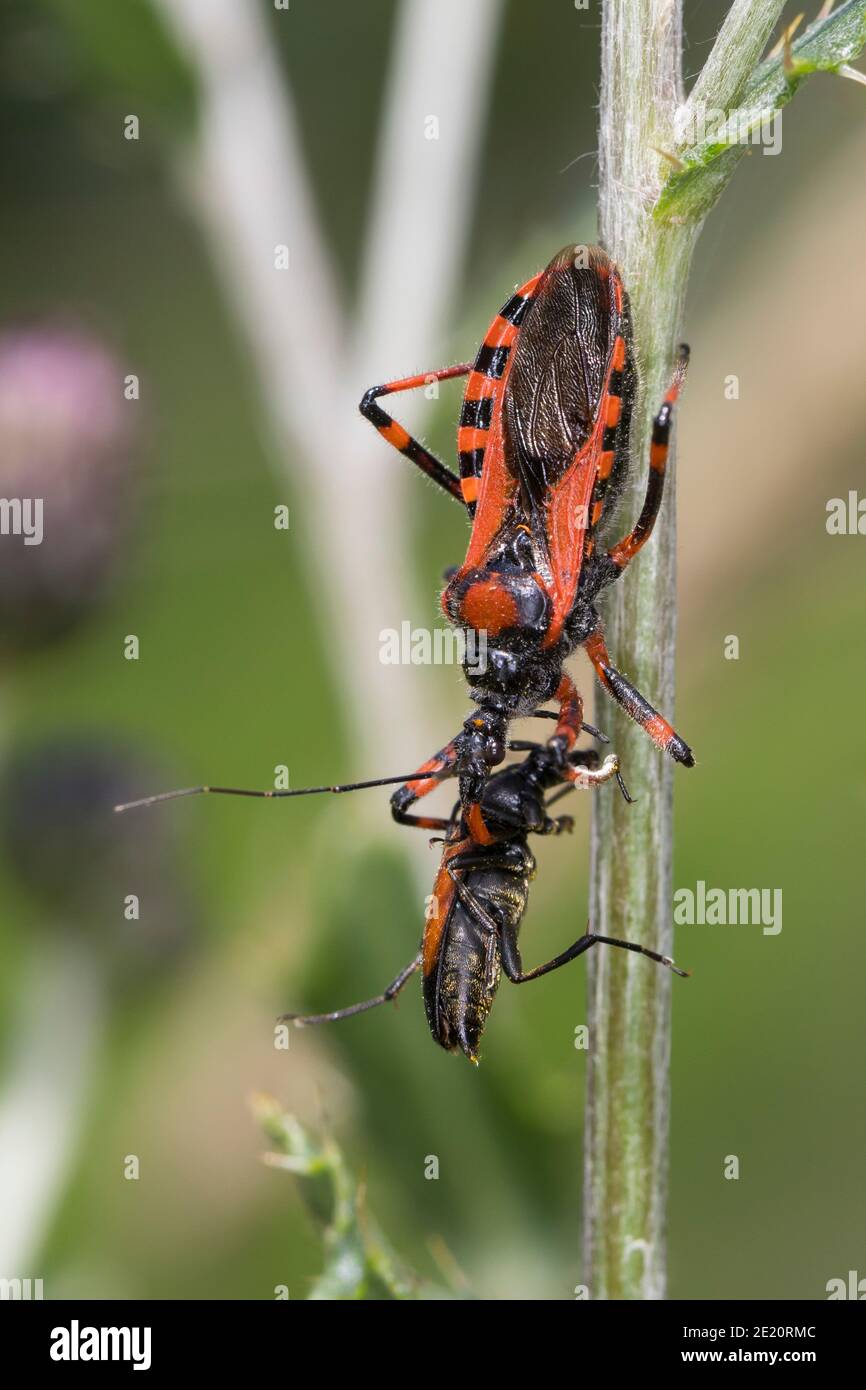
(455, 247, 633, 648)
(507, 247, 633, 647)
(504, 246, 619, 514)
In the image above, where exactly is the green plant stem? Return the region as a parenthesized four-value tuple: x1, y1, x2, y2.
(585, 0, 695, 1303)
(586, 0, 866, 1301)
(687, 0, 786, 114)
(253, 1095, 439, 1299)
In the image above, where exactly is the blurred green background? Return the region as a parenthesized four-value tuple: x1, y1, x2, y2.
(1, 0, 864, 1300)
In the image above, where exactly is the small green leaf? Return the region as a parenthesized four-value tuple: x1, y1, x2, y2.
(655, 0, 866, 222)
(253, 1095, 457, 1300)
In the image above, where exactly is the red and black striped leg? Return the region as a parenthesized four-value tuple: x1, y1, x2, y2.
(584, 628, 695, 767)
(359, 364, 472, 501)
(457, 271, 545, 512)
(546, 671, 584, 766)
(390, 739, 460, 829)
(606, 344, 690, 575)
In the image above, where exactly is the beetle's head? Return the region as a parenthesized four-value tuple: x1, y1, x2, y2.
(457, 705, 508, 802)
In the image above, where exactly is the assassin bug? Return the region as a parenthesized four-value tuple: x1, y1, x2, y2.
(113, 727, 687, 1063)
(360, 244, 694, 830)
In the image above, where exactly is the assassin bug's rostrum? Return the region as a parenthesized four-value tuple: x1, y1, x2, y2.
(360, 244, 694, 831)
(115, 726, 688, 1064)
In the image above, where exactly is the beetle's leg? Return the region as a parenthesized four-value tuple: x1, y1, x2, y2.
(584, 627, 695, 767)
(447, 864, 504, 933)
(500, 924, 689, 983)
(605, 344, 690, 575)
(360, 364, 472, 502)
(445, 846, 527, 924)
(280, 952, 423, 1028)
(390, 739, 461, 829)
(540, 813, 575, 834)
(445, 857, 516, 996)
(445, 842, 524, 878)
(448, 858, 688, 981)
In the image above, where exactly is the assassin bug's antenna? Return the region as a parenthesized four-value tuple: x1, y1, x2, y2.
(113, 769, 451, 815)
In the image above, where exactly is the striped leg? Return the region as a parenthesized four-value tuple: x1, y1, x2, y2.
(546, 673, 621, 789)
(390, 739, 460, 829)
(606, 344, 690, 574)
(547, 671, 584, 763)
(359, 364, 472, 501)
(457, 271, 544, 513)
(584, 627, 695, 767)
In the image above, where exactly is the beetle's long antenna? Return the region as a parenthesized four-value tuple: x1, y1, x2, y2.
(114, 769, 449, 814)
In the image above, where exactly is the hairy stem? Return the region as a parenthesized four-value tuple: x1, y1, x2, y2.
(585, 0, 695, 1301)
(585, 0, 866, 1300)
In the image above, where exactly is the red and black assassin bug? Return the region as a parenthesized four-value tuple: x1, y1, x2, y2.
(359, 244, 694, 829)
(113, 730, 688, 1063)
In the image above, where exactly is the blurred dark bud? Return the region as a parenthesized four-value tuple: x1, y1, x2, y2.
(0, 327, 137, 654)
(1, 739, 195, 987)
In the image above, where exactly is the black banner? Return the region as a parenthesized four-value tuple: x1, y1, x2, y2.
(1, 1298, 860, 1374)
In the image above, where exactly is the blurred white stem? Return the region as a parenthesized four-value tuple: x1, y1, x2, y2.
(352, 0, 501, 381)
(156, 0, 502, 782)
(0, 941, 103, 1273)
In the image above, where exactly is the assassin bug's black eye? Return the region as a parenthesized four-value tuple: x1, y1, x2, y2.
(488, 650, 518, 685)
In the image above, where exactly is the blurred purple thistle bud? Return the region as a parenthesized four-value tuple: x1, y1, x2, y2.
(0, 326, 136, 652)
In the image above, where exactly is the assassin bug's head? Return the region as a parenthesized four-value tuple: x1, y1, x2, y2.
(466, 636, 561, 720)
